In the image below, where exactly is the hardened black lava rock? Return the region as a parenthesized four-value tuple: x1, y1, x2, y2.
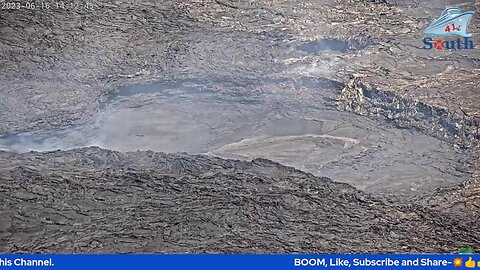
(0, 147, 478, 253)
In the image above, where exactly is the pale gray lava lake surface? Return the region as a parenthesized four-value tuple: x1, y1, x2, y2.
(0, 73, 472, 197)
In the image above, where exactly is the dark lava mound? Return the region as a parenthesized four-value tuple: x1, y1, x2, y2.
(0, 147, 478, 253)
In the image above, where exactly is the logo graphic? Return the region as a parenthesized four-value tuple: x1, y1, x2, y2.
(423, 7, 475, 50)
(425, 7, 474, 37)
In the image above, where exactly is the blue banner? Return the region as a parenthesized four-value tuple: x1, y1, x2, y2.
(0, 254, 479, 270)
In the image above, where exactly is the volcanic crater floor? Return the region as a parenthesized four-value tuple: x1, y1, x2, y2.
(0, 77, 474, 197)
